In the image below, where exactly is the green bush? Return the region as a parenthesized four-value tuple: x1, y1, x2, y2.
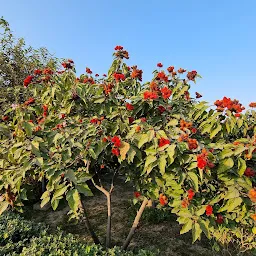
(0, 211, 47, 255)
(0, 212, 156, 256)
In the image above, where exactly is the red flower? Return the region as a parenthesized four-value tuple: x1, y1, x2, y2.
(42, 105, 48, 112)
(103, 74, 107, 77)
(86, 67, 92, 74)
(43, 68, 53, 75)
(102, 137, 108, 143)
(207, 161, 215, 168)
(187, 189, 195, 200)
(113, 72, 125, 81)
(143, 91, 158, 100)
(195, 92, 202, 98)
(191, 128, 197, 134)
(160, 87, 172, 99)
(197, 155, 207, 169)
(216, 214, 224, 224)
(141, 117, 147, 122)
(177, 68, 186, 74)
(157, 72, 168, 82)
(157, 63, 163, 68)
(24, 97, 35, 106)
(167, 66, 174, 73)
(111, 136, 121, 147)
(114, 45, 123, 51)
(112, 148, 120, 156)
(131, 66, 143, 81)
(90, 118, 98, 124)
(249, 102, 256, 108)
(126, 103, 134, 111)
(206, 205, 213, 216)
(34, 126, 42, 132)
(187, 70, 197, 81)
(244, 167, 255, 177)
(43, 111, 47, 118)
(181, 198, 189, 208)
(128, 117, 135, 124)
(235, 113, 240, 117)
(158, 106, 166, 114)
(134, 192, 141, 198)
(95, 74, 99, 77)
(2, 116, 9, 121)
(34, 69, 42, 75)
(159, 194, 168, 206)
(159, 137, 170, 147)
(59, 113, 66, 119)
(23, 75, 34, 88)
(188, 138, 198, 150)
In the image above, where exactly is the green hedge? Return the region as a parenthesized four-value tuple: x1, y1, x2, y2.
(0, 212, 156, 256)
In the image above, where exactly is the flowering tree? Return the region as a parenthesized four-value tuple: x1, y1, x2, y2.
(0, 46, 256, 252)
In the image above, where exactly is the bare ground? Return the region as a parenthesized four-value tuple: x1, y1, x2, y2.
(24, 177, 218, 256)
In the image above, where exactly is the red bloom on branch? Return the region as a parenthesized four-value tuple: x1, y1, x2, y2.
(86, 67, 92, 74)
(128, 117, 134, 124)
(23, 75, 34, 88)
(159, 137, 170, 147)
(43, 68, 53, 75)
(34, 69, 42, 75)
(191, 127, 197, 134)
(90, 118, 98, 124)
(111, 136, 121, 147)
(187, 189, 195, 200)
(249, 102, 256, 108)
(159, 194, 168, 206)
(113, 72, 125, 82)
(195, 92, 202, 98)
(188, 138, 198, 150)
(216, 214, 224, 224)
(42, 105, 48, 112)
(112, 148, 120, 156)
(131, 66, 143, 81)
(157, 63, 163, 68)
(114, 45, 123, 51)
(141, 117, 147, 122)
(177, 68, 186, 74)
(187, 70, 197, 81)
(126, 103, 134, 111)
(197, 154, 208, 169)
(167, 66, 174, 73)
(24, 97, 35, 106)
(244, 167, 255, 177)
(160, 87, 172, 99)
(59, 113, 66, 119)
(143, 91, 158, 100)
(2, 116, 9, 121)
(206, 205, 213, 216)
(157, 72, 168, 82)
(134, 192, 141, 198)
(158, 106, 166, 114)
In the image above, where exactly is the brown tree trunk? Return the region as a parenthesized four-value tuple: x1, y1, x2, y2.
(106, 193, 111, 248)
(122, 198, 148, 250)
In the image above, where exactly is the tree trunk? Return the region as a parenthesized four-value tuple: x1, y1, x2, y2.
(79, 199, 100, 244)
(106, 193, 111, 248)
(122, 198, 148, 250)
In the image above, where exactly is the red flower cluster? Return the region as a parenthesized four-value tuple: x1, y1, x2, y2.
(157, 63, 163, 68)
(180, 119, 192, 131)
(177, 68, 186, 74)
(187, 189, 195, 200)
(131, 66, 143, 81)
(59, 113, 66, 119)
(126, 103, 134, 111)
(103, 83, 113, 95)
(214, 97, 245, 113)
(24, 97, 35, 106)
(134, 192, 141, 198)
(62, 59, 74, 69)
(184, 91, 190, 100)
(34, 69, 42, 75)
(206, 205, 213, 216)
(86, 67, 92, 74)
(113, 72, 125, 82)
(216, 214, 224, 224)
(34, 126, 42, 132)
(158, 106, 166, 114)
(2, 116, 8, 121)
(42, 105, 48, 118)
(195, 92, 202, 98)
(24, 75, 34, 88)
(141, 117, 147, 122)
(160, 87, 172, 99)
(188, 138, 198, 150)
(159, 137, 170, 147)
(159, 194, 168, 206)
(249, 102, 256, 108)
(167, 66, 174, 73)
(128, 117, 134, 124)
(197, 149, 208, 169)
(143, 91, 158, 100)
(187, 70, 197, 81)
(156, 72, 168, 82)
(112, 148, 120, 156)
(111, 136, 121, 147)
(43, 68, 53, 75)
(244, 167, 255, 177)
(114, 45, 123, 51)
(83, 77, 95, 84)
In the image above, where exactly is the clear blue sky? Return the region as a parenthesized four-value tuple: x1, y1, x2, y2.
(2, 1, 256, 107)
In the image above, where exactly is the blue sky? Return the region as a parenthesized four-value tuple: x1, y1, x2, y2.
(2, 1, 256, 107)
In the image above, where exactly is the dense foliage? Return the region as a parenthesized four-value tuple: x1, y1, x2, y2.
(0, 41, 255, 252)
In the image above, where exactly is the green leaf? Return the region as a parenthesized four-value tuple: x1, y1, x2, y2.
(219, 149, 234, 160)
(192, 222, 202, 243)
(65, 169, 77, 184)
(210, 124, 222, 139)
(218, 197, 242, 212)
(188, 172, 199, 192)
(198, 220, 210, 239)
(217, 158, 234, 173)
(0, 202, 9, 215)
(195, 206, 206, 216)
(237, 158, 246, 176)
(166, 144, 176, 164)
(138, 134, 149, 148)
(23, 122, 33, 137)
(53, 186, 67, 199)
(51, 198, 60, 211)
(41, 196, 50, 208)
(158, 155, 167, 175)
(88, 148, 97, 159)
(76, 184, 93, 196)
(66, 189, 80, 212)
(180, 219, 193, 234)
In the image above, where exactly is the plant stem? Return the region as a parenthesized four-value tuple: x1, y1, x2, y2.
(122, 198, 148, 250)
(79, 198, 100, 244)
(106, 193, 111, 248)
